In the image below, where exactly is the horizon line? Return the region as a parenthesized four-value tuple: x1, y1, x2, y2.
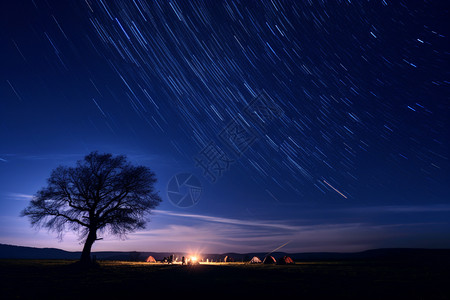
(2, 242, 449, 255)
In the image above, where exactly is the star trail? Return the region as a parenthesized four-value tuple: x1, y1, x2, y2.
(0, 1, 449, 252)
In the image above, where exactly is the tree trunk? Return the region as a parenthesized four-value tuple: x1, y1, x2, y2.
(80, 229, 97, 266)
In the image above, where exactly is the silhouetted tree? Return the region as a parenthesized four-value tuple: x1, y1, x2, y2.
(21, 152, 162, 266)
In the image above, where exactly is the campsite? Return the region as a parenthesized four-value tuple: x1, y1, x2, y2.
(1, 257, 449, 299)
(1, 1, 449, 299)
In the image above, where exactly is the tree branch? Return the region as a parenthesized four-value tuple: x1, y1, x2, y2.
(55, 213, 89, 227)
(95, 190, 129, 218)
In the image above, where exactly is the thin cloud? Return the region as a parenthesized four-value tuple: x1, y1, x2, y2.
(131, 218, 435, 253)
(156, 210, 302, 231)
(340, 204, 450, 213)
(6, 193, 33, 201)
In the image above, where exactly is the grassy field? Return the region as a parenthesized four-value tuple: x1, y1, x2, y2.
(0, 259, 449, 299)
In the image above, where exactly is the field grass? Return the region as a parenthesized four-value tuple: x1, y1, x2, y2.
(0, 259, 449, 299)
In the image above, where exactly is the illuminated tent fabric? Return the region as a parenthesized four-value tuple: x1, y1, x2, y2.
(263, 255, 276, 264)
(249, 256, 262, 264)
(224, 256, 234, 262)
(146, 256, 156, 263)
(187, 258, 199, 265)
(277, 256, 294, 265)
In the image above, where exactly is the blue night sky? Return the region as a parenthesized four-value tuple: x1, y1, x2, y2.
(0, 1, 449, 254)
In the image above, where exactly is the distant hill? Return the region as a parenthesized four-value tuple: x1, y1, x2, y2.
(1, 244, 450, 263)
(0, 244, 79, 260)
(0, 244, 178, 261)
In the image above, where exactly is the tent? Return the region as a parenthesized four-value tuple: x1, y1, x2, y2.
(146, 256, 156, 263)
(278, 256, 295, 265)
(249, 256, 262, 264)
(263, 255, 276, 264)
(224, 256, 234, 262)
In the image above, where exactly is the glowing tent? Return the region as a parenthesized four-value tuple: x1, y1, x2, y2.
(224, 256, 235, 262)
(146, 256, 156, 263)
(249, 256, 262, 264)
(263, 255, 276, 264)
(277, 256, 294, 265)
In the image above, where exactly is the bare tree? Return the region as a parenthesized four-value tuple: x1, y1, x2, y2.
(21, 151, 162, 266)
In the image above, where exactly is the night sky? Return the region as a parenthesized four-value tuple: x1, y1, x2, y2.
(1, 0, 449, 254)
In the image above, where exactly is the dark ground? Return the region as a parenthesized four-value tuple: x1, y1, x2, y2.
(0, 260, 449, 299)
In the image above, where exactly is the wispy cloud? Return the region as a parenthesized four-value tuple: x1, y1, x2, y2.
(135, 209, 450, 253)
(6, 193, 33, 201)
(0, 157, 7, 163)
(131, 216, 433, 253)
(146, 210, 375, 252)
(340, 204, 450, 213)
(156, 210, 302, 231)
